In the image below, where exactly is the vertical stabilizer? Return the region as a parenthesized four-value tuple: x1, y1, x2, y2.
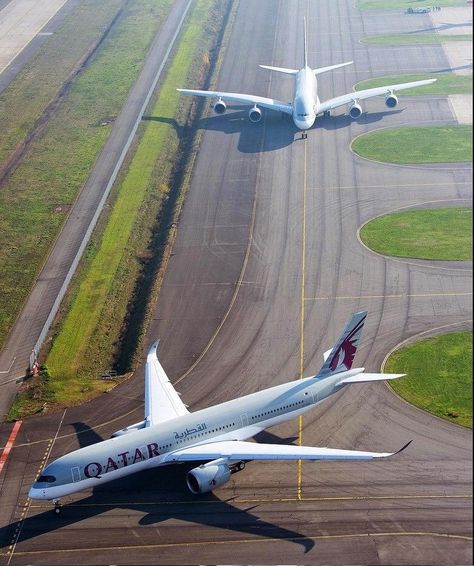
(315, 311, 367, 378)
(303, 16, 308, 68)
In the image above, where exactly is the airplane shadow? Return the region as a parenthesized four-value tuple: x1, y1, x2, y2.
(315, 108, 405, 130)
(0, 424, 315, 553)
(144, 111, 299, 152)
(145, 107, 406, 148)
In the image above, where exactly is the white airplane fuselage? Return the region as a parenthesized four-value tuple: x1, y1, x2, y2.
(28, 368, 361, 501)
(293, 66, 319, 130)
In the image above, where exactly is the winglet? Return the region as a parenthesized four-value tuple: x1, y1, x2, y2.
(393, 440, 413, 456)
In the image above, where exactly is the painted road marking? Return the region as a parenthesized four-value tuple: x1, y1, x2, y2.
(2, 530, 471, 557)
(0, 420, 22, 476)
(304, 292, 472, 301)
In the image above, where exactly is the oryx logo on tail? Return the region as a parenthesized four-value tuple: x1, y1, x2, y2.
(316, 311, 367, 378)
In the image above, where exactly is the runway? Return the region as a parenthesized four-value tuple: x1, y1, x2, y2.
(0, 0, 472, 564)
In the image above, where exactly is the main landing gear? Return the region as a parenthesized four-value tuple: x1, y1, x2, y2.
(53, 498, 62, 515)
(231, 461, 246, 474)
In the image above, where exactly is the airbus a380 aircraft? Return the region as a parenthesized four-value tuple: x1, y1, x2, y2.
(29, 311, 411, 514)
(178, 19, 436, 138)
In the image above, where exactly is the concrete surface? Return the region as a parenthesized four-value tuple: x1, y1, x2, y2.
(0, 0, 472, 564)
(0, 0, 69, 75)
(449, 93, 473, 123)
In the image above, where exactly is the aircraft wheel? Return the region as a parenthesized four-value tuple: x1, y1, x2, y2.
(236, 461, 245, 471)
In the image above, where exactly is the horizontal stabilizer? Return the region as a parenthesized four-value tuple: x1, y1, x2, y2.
(313, 61, 353, 75)
(340, 372, 405, 384)
(259, 64, 298, 75)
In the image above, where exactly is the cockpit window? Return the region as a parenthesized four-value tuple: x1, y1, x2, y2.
(37, 475, 56, 483)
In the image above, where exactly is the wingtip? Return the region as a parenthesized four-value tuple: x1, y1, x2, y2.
(394, 439, 413, 455)
(148, 340, 160, 357)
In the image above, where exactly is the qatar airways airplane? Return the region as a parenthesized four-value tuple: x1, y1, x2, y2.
(177, 19, 436, 138)
(29, 311, 410, 514)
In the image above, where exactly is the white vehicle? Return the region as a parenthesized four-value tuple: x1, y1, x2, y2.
(177, 18, 436, 138)
(29, 311, 410, 514)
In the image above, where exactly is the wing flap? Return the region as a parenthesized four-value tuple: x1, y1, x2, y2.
(145, 341, 189, 427)
(177, 88, 293, 115)
(164, 440, 409, 463)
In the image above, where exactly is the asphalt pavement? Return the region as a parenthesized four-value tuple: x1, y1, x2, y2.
(0, 0, 472, 564)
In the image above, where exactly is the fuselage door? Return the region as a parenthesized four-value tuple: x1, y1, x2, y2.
(71, 466, 81, 483)
(240, 413, 249, 428)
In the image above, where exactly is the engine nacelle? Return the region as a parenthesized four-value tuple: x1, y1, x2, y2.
(385, 94, 398, 108)
(213, 99, 226, 115)
(248, 105, 262, 123)
(186, 461, 231, 494)
(349, 102, 362, 119)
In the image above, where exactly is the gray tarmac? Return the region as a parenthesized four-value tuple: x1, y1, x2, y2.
(0, 0, 472, 564)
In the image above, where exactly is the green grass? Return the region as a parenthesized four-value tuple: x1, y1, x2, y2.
(355, 73, 472, 95)
(386, 332, 472, 428)
(360, 208, 472, 260)
(361, 33, 472, 44)
(358, 0, 467, 10)
(45, 0, 226, 404)
(0, 0, 124, 169)
(0, 0, 173, 348)
(352, 125, 472, 163)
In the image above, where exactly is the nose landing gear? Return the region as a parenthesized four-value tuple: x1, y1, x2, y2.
(302, 131, 307, 140)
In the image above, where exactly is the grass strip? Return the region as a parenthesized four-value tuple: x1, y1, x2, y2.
(0, 0, 124, 170)
(386, 332, 472, 428)
(360, 208, 472, 260)
(358, 1, 466, 10)
(351, 125, 472, 163)
(361, 33, 472, 44)
(355, 73, 472, 95)
(0, 0, 173, 348)
(45, 0, 227, 405)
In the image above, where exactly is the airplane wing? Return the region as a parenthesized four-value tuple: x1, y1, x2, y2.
(145, 341, 189, 426)
(177, 88, 293, 115)
(164, 439, 412, 463)
(317, 78, 436, 114)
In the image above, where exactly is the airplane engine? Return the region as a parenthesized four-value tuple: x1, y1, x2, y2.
(186, 461, 231, 494)
(349, 102, 362, 119)
(385, 94, 398, 108)
(213, 99, 226, 114)
(248, 105, 262, 123)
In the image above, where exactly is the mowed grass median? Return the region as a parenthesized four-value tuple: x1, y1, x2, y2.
(0, 0, 173, 348)
(351, 125, 472, 163)
(0, 0, 124, 169)
(361, 33, 472, 45)
(360, 208, 472, 260)
(355, 73, 472, 95)
(386, 332, 472, 428)
(44, 0, 228, 405)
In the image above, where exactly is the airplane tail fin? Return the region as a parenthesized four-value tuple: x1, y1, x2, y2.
(313, 61, 353, 75)
(303, 16, 308, 67)
(259, 65, 298, 75)
(315, 311, 367, 378)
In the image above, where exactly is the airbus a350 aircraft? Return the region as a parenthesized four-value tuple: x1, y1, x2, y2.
(177, 19, 436, 138)
(29, 311, 410, 514)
